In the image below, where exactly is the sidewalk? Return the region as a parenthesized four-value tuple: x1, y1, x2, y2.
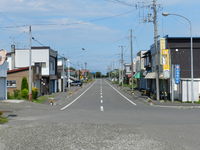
(109, 81, 200, 108)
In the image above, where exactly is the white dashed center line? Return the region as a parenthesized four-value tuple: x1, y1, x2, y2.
(100, 106, 104, 112)
(100, 80, 104, 112)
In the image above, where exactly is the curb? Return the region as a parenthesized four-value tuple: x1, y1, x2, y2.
(151, 104, 200, 109)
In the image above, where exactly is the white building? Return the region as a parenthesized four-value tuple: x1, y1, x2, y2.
(7, 46, 58, 94)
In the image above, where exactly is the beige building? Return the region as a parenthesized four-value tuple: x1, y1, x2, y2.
(7, 64, 42, 95)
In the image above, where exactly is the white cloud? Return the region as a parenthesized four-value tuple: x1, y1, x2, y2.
(161, 0, 200, 5)
(0, 0, 130, 16)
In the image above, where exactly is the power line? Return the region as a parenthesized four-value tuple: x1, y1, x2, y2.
(104, 0, 136, 7)
(0, 10, 135, 29)
(32, 37, 45, 46)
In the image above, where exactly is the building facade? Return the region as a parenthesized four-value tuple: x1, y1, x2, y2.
(134, 50, 147, 89)
(0, 61, 7, 100)
(7, 64, 42, 95)
(7, 46, 58, 95)
(142, 36, 200, 102)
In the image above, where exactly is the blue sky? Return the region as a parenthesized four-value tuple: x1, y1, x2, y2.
(0, 0, 200, 73)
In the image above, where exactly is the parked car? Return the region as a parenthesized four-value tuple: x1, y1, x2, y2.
(70, 80, 82, 86)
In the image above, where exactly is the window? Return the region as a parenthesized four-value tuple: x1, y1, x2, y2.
(7, 80, 16, 88)
(36, 66, 40, 74)
(42, 62, 46, 68)
(50, 61, 55, 72)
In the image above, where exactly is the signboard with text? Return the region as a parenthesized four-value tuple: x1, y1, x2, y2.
(162, 49, 170, 71)
(175, 64, 180, 84)
(162, 49, 170, 78)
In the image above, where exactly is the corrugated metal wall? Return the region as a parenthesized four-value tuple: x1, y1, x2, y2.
(182, 80, 199, 102)
(0, 62, 7, 100)
(0, 78, 6, 100)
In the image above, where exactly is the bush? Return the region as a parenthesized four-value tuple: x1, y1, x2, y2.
(14, 90, 21, 99)
(21, 77, 29, 91)
(21, 89, 29, 99)
(32, 87, 38, 100)
(7, 92, 14, 99)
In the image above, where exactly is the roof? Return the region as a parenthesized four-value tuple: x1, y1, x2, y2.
(142, 50, 151, 58)
(6, 52, 14, 56)
(8, 67, 29, 74)
(145, 72, 156, 79)
(164, 35, 200, 40)
(134, 72, 142, 79)
(31, 46, 51, 49)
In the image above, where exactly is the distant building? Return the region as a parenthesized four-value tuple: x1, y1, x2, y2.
(134, 50, 147, 89)
(124, 63, 132, 84)
(80, 69, 90, 80)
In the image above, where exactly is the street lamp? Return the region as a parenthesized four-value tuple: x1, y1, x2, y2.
(162, 12, 194, 103)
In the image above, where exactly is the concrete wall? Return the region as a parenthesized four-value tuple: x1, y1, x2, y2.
(0, 78, 7, 100)
(15, 49, 50, 76)
(7, 56, 12, 70)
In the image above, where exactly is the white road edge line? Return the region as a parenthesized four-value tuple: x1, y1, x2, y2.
(60, 81, 96, 110)
(105, 80, 137, 106)
(101, 100, 103, 103)
(101, 95, 103, 98)
(100, 106, 104, 112)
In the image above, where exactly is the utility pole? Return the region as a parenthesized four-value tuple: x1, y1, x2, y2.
(67, 59, 70, 90)
(153, 0, 160, 101)
(118, 61, 121, 85)
(120, 46, 124, 87)
(136, 0, 161, 100)
(130, 29, 134, 91)
(77, 62, 81, 80)
(28, 26, 32, 101)
(84, 62, 87, 79)
(62, 56, 66, 92)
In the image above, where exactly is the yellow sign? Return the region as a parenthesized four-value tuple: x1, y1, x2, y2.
(162, 49, 170, 71)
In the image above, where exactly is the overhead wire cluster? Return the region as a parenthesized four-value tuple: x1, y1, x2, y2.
(104, 0, 136, 7)
(0, 0, 142, 71)
(0, 9, 135, 29)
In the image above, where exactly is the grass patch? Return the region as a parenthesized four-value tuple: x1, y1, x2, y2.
(112, 81, 119, 84)
(0, 117, 8, 124)
(33, 95, 49, 104)
(182, 100, 200, 104)
(0, 112, 8, 124)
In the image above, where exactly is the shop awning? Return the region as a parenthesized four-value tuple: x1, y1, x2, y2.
(145, 72, 156, 79)
(134, 72, 141, 79)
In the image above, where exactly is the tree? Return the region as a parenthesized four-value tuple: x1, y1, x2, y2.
(21, 77, 29, 91)
(69, 67, 76, 71)
(95, 72, 102, 78)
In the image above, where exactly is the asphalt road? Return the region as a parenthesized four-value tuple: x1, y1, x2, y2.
(0, 79, 200, 150)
